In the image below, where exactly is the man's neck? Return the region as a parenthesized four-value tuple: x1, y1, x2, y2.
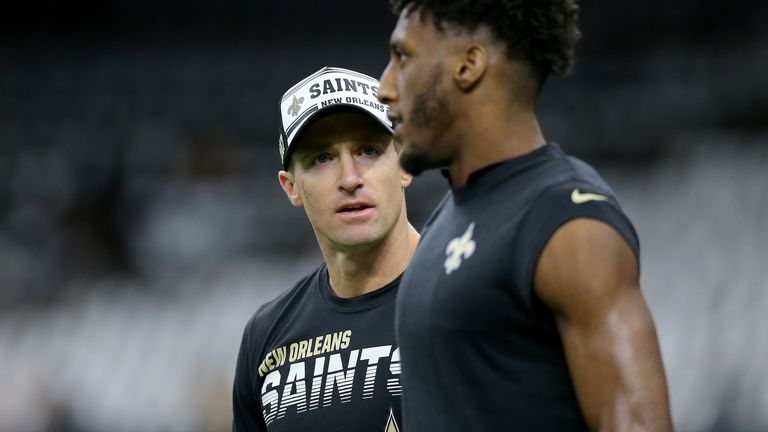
(320, 216, 420, 299)
(447, 107, 545, 189)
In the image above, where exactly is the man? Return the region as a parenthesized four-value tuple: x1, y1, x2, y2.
(377, 2, 674, 431)
(232, 67, 418, 431)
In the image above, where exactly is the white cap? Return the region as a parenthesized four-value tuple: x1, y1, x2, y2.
(278, 66, 392, 169)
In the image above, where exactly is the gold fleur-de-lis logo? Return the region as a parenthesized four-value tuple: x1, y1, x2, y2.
(287, 95, 304, 117)
(444, 222, 476, 275)
(278, 134, 286, 160)
(385, 409, 400, 432)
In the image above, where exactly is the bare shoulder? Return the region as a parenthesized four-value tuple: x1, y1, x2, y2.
(534, 217, 639, 323)
(533, 218, 674, 431)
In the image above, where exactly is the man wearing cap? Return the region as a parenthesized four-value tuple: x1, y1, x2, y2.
(232, 67, 417, 431)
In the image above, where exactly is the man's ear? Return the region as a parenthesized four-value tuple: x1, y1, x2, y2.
(278, 170, 303, 207)
(454, 44, 488, 91)
(400, 169, 413, 189)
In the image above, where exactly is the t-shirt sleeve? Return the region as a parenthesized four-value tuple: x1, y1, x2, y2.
(512, 181, 640, 307)
(232, 316, 268, 432)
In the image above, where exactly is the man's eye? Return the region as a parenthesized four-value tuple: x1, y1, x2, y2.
(362, 146, 380, 157)
(392, 46, 407, 63)
(313, 154, 331, 165)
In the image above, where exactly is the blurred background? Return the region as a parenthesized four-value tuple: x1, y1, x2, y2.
(1, 0, 766, 431)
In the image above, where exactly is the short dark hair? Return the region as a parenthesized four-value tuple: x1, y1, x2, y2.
(391, 0, 581, 80)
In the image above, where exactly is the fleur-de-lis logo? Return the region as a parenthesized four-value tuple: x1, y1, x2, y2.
(444, 222, 476, 275)
(287, 95, 304, 117)
(385, 409, 400, 432)
(278, 134, 286, 160)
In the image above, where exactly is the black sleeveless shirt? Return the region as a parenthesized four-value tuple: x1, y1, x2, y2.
(396, 143, 639, 431)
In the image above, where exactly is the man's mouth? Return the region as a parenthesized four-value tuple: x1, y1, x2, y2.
(337, 203, 373, 213)
(389, 118, 404, 142)
(387, 112, 402, 131)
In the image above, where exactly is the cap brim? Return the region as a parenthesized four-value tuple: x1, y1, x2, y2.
(281, 104, 393, 170)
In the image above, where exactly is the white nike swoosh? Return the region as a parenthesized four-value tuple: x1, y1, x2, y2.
(571, 188, 608, 204)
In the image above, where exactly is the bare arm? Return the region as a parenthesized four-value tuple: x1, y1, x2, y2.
(534, 218, 673, 431)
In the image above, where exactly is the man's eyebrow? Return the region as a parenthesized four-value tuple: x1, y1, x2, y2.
(293, 140, 331, 156)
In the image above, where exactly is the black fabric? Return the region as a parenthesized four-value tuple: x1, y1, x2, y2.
(233, 264, 403, 431)
(396, 142, 639, 431)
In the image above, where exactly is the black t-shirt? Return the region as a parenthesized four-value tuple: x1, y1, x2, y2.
(396, 143, 639, 431)
(233, 264, 403, 431)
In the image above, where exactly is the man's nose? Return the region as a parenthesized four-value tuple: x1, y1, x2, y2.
(337, 152, 363, 193)
(377, 61, 396, 104)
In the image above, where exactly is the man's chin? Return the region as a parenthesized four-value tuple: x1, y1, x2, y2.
(399, 150, 427, 176)
(329, 230, 382, 252)
(399, 148, 445, 177)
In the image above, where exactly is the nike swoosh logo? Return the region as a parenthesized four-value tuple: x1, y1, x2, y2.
(571, 188, 608, 204)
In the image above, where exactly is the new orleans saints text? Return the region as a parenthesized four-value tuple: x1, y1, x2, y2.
(260, 344, 402, 425)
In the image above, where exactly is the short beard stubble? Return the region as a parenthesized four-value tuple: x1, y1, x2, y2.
(399, 65, 451, 176)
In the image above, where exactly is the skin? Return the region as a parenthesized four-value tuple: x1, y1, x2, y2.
(536, 219, 673, 431)
(378, 6, 545, 184)
(378, 7, 674, 431)
(279, 110, 420, 298)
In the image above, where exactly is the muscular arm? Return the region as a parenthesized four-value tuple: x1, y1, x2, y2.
(534, 218, 673, 431)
